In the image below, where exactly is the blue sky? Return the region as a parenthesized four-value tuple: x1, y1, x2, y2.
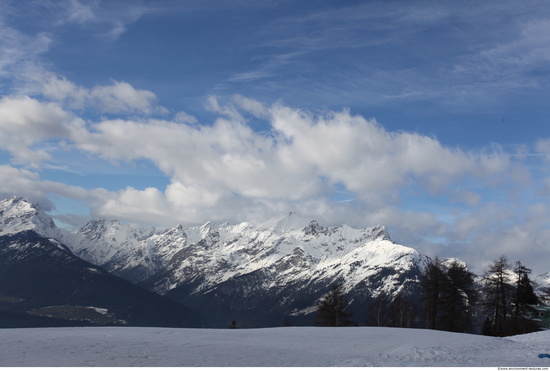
(1, 0, 550, 275)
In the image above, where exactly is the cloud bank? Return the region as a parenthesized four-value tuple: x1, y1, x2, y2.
(0, 74, 548, 273)
(1, 0, 550, 275)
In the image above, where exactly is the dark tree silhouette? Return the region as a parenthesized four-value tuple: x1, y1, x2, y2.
(421, 258, 477, 332)
(513, 260, 538, 320)
(420, 257, 447, 330)
(482, 257, 541, 336)
(439, 259, 477, 333)
(482, 255, 513, 335)
(315, 285, 353, 327)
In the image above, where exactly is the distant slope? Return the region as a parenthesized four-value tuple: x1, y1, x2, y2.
(0, 196, 202, 328)
(0, 231, 202, 327)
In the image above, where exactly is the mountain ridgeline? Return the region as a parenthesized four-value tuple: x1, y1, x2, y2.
(1, 196, 431, 328)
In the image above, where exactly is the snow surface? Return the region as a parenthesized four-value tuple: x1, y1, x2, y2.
(1, 326, 549, 367)
(0, 197, 60, 239)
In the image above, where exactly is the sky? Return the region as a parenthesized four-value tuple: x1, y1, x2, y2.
(1, 0, 550, 275)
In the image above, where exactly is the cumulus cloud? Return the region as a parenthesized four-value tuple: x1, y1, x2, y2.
(40, 74, 167, 115)
(56, 96, 516, 229)
(0, 165, 86, 211)
(0, 87, 549, 274)
(0, 95, 85, 167)
(174, 111, 198, 124)
(0, 89, 524, 216)
(440, 201, 550, 274)
(89, 81, 165, 115)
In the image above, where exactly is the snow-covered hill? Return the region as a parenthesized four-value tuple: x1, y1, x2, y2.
(1, 326, 549, 367)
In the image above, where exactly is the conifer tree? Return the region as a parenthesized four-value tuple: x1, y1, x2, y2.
(483, 257, 541, 336)
(421, 258, 477, 332)
(420, 257, 447, 329)
(513, 260, 538, 320)
(440, 260, 477, 333)
(315, 284, 353, 327)
(482, 255, 513, 335)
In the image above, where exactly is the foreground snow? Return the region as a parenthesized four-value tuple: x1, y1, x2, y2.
(0, 326, 549, 367)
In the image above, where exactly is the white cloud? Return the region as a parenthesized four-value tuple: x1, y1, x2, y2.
(440, 201, 550, 275)
(40, 74, 89, 109)
(0, 165, 86, 211)
(42, 0, 150, 40)
(174, 111, 198, 124)
(58, 97, 516, 228)
(90, 186, 170, 222)
(0, 89, 548, 274)
(0, 21, 51, 79)
(90, 81, 164, 115)
(63, 0, 96, 24)
(0, 95, 84, 167)
(40, 74, 167, 115)
(536, 138, 550, 159)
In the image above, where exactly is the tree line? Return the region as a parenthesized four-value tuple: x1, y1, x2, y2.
(315, 255, 545, 336)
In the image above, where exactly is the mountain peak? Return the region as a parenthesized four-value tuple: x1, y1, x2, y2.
(0, 196, 59, 238)
(368, 224, 392, 242)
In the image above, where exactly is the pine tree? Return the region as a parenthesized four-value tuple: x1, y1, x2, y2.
(315, 284, 353, 327)
(482, 255, 513, 335)
(420, 257, 447, 329)
(482, 257, 541, 336)
(440, 260, 477, 333)
(513, 260, 538, 320)
(421, 258, 477, 332)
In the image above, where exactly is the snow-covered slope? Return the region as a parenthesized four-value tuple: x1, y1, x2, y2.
(62, 219, 156, 269)
(0, 196, 60, 240)
(65, 211, 430, 326)
(1, 326, 549, 367)
(537, 272, 550, 287)
(69, 212, 426, 294)
(0, 197, 432, 327)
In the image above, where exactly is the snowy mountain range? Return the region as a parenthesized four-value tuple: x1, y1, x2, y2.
(61, 207, 433, 326)
(0, 196, 435, 327)
(66, 212, 427, 291)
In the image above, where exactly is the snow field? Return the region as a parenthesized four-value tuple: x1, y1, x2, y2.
(0, 326, 549, 367)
